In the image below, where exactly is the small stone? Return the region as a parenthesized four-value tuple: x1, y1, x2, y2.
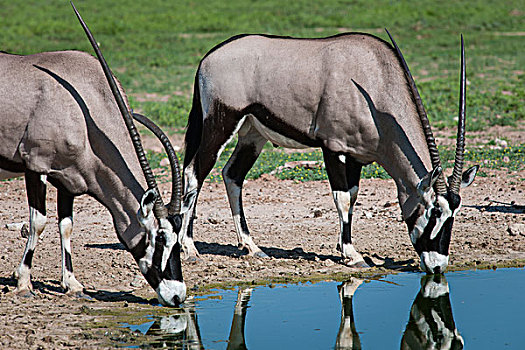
(364, 211, 373, 219)
(159, 158, 170, 167)
(507, 223, 525, 236)
(323, 259, 335, 267)
(207, 217, 218, 224)
(495, 138, 508, 148)
(6, 222, 27, 231)
(130, 275, 145, 288)
(313, 209, 323, 218)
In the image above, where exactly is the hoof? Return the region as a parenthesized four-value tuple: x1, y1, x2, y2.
(344, 260, 370, 268)
(254, 251, 269, 259)
(14, 288, 34, 298)
(68, 290, 93, 300)
(185, 256, 202, 264)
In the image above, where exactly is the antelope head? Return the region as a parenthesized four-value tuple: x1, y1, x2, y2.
(387, 31, 479, 274)
(72, 3, 186, 305)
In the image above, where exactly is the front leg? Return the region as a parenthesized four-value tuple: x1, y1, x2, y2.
(57, 189, 84, 294)
(323, 150, 367, 267)
(14, 172, 47, 295)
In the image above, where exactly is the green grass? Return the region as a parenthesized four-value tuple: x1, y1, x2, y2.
(2, 0, 523, 180)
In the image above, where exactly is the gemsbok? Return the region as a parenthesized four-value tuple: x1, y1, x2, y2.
(0, 4, 187, 306)
(180, 31, 478, 274)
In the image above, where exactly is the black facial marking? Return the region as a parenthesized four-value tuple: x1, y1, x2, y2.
(130, 234, 148, 261)
(412, 192, 462, 257)
(168, 214, 182, 234)
(405, 204, 424, 233)
(164, 242, 184, 282)
(24, 249, 34, 268)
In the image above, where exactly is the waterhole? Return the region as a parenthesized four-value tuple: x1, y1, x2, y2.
(100, 268, 524, 349)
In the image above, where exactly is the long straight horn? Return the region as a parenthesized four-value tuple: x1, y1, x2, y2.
(448, 35, 466, 194)
(132, 112, 182, 215)
(385, 29, 447, 196)
(71, 2, 167, 219)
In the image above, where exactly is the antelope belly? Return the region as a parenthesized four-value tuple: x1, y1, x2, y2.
(249, 116, 309, 149)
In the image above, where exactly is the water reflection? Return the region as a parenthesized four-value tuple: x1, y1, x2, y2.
(401, 275, 463, 350)
(123, 274, 463, 349)
(335, 278, 363, 349)
(227, 288, 251, 350)
(143, 306, 202, 348)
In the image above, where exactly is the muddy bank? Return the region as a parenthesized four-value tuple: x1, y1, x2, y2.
(0, 166, 523, 347)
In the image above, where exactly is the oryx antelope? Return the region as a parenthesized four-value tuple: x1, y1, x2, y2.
(0, 4, 186, 306)
(181, 31, 478, 273)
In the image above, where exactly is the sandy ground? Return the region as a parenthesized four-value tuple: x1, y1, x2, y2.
(0, 126, 523, 348)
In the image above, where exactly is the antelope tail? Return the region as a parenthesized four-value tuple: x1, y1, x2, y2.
(183, 73, 204, 169)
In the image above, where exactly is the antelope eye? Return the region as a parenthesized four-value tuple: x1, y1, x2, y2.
(156, 232, 166, 245)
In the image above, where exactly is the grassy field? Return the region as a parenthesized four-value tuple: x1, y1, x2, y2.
(1, 0, 523, 180)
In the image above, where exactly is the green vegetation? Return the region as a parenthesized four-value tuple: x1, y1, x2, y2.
(2, 0, 523, 181)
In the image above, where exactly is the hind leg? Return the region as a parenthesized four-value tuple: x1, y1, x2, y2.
(180, 104, 247, 261)
(14, 171, 47, 294)
(322, 149, 367, 267)
(57, 189, 84, 293)
(222, 120, 268, 257)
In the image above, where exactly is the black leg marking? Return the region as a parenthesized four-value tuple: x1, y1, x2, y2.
(323, 149, 365, 263)
(25, 171, 46, 217)
(23, 249, 34, 268)
(239, 215, 250, 233)
(15, 171, 47, 291)
(57, 189, 74, 221)
(64, 250, 73, 272)
(187, 213, 195, 240)
(341, 222, 351, 245)
(222, 126, 268, 256)
(223, 142, 261, 187)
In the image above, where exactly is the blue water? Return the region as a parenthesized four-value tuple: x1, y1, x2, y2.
(121, 268, 525, 349)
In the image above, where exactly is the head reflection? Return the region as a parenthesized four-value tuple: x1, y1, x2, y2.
(145, 306, 202, 349)
(145, 287, 252, 349)
(401, 274, 464, 350)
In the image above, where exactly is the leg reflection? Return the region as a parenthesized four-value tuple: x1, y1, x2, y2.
(401, 274, 464, 350)
(227, 288, 252, 350)
(146, 287, 252, 349)
(335, 278, 363, 349)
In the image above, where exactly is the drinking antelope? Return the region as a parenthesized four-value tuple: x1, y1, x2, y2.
(0, 4, 187, 306)
(180, 31, 478, 273)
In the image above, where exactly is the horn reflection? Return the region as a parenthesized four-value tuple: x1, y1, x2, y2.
(401, 274, 464, 350)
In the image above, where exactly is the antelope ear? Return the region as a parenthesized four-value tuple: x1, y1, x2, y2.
(461, 165, 479, 188)
(417, 167, 442, 194)
(139, 189, 157, 219)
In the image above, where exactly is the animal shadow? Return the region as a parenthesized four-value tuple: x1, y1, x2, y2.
(195, 241, 341, 262)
